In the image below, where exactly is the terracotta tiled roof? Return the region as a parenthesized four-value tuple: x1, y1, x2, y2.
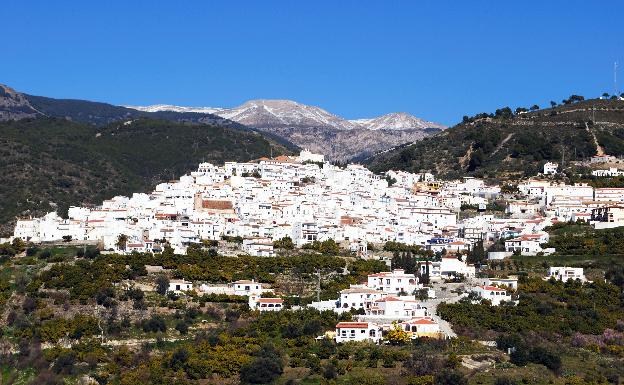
(336, 322, 369, 329)
(258, 298, 283, 303)
(478, 285, 506, 292)
(202, 200, 233, 210)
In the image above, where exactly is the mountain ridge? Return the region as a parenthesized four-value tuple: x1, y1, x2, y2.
(130, 100, 445, 131)
(366, 98, 624, 179)
(128, 99, 446, 162)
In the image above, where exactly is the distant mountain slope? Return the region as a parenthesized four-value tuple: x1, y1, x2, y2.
(350, 112, 446, 131)
(0, 85, 40, 120)
(124, 104, 224, 114)
(366, 98, 624, 179)
(0, 117, 292, 233)
(24, 93, 239, 128)
(131, 100, 446, 162)
(0, 84, 299, 151)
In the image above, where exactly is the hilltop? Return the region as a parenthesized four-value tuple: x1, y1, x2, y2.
(366, 97, 624, 179)
(0, 117, 291, 233)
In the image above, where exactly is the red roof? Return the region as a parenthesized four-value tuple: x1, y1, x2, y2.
(202, 200, 233, 210)
(375, 297, 401, 302)
(403, 317, 437, 325)
(336, 322, 369, 329)
(258, 298, 283, 303)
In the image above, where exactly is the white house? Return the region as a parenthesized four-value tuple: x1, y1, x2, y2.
(505, 201, 541, 218)
(168, 279, 193, 293)
(421, 257, 476, 280)
(591, 206, 624, 229)
(543, 162, 559, 175)
(367, 296, 428, 319)
(298, 149, 325, 164)
(400, 317, 442, 338)
(242, 237, 275, 257)
(251, 297, 284, 312)
(472, 285, 513, 306)
(504, 233, 551, 256)
(231, 279, 270, 296)
(367, 269, 420, 294)
(592, 168, 624, 177)
(337, 286, 386, 312)
(485, 277, 518, 290)
(547, 267, 587, 282)
(335, 322, 382, 344)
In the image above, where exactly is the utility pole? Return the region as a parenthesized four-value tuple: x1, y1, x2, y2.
(316, 269, 321, 303)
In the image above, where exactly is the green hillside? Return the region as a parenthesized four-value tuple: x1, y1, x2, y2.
(367, 98, 624, 180)
(0, 117, 291, 234)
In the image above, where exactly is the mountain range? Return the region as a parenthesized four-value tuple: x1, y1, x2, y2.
(129, 100, 446, 161)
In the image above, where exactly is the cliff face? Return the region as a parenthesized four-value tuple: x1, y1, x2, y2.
(0, 84, 40, 121)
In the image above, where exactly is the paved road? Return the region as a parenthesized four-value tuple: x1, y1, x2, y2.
(421, 281, 474, 338)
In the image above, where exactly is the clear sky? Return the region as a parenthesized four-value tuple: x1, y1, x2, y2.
(3, 1, 623, 126)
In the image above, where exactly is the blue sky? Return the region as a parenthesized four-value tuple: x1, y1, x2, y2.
(3, 1, 623, 125)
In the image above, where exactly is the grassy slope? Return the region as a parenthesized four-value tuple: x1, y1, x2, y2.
(367, 99, 624, 180)
(0, 117, 291, 233)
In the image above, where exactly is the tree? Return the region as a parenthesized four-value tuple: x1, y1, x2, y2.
(550, 101, 557, 108)
(22, 296, 37, 314)
(53, 351, 77, 375)
(530, 104, 540, 111)
(322, 239, 339, 255)
(273, 236, 294, 250)
(141, 315, 167, 333)
(435, 370, 467, 385)
(386, 322, 410, 345)
(175, 320, 189, 335)
(155, 274, 169, 296)
(169, 347, 189, 371)
(494, 107, 513, 119)
(116, 234, 128, 251)
(239, 343, 284, 384)
(494, 377, 518, 385)
(467, 240, 486, 265)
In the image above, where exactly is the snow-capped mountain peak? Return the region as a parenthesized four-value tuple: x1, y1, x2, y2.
(216, 99, 361, 130)
(125, 104, 224, 114)
(350, 112, 446, 131)
(127, 100, 445, 132)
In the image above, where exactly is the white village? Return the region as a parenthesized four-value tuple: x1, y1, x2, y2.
(9, 150, 616, 343)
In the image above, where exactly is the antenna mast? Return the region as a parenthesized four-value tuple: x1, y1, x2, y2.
(615, 61, 619, 97)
